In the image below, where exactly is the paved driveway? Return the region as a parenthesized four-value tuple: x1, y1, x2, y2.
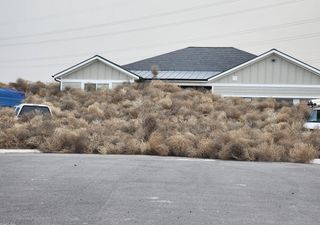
(0, 154, 319, 225)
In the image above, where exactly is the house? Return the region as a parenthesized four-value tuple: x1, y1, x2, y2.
(123, 47, 320, 102)
(52, 55, 139, 91)
(208, 49, 320, 101)
(53, 47, 320, 102)
(123, 47, 257, 89)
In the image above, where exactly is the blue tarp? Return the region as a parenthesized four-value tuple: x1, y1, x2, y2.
(0, 88, 25, 107)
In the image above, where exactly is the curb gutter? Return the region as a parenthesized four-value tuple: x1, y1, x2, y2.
(0, 149, 41, 154)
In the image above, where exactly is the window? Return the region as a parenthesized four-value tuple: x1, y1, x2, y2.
(84, 83, 96, 92)
(97, 84, 109, 91)
(307, 110, 320, 122)
(62, 82, 81, 90)
(179, 85, 212, 92)
(19, 106, 51, 117)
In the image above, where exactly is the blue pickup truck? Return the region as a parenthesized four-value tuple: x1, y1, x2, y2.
(0, 88, 25, 107)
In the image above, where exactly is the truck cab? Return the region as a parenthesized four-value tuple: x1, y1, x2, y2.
(304, 99, 320, 130)
(15, 104, 52, 118)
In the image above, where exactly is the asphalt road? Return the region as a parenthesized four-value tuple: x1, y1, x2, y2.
(0, 154, 319, 225)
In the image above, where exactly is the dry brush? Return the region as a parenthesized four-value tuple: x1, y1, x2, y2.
(0, 79, 319, 163)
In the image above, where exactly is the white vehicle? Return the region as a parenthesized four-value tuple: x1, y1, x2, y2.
(14, 104, 52, 118)
(307, 99, 320, 107)
(304, 99, 320, 129)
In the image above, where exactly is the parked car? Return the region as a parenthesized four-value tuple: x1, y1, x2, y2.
(15, 104, 52, 118)
(304, 99, 320, 129)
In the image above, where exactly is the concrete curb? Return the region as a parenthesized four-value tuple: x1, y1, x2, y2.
(311, 159, 320, 165)
(0, 149, 41, 154)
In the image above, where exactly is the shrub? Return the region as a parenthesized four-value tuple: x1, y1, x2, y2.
(60, 98, 77, 111)
(303, 130, 320, 157)
(0, 108, 15, 129)
(142, 115, 158, 141)
(152, 80, 181, 93)
(159, 96, 172, 109)
(197, 103, 214, 114)
(29, 81, 46, 95)
(254, 98, 277, 111)
(0, 82, 7, 88)
(167, 134, 194, 157)
(0, 78, 317, 163)
(219, 142, 252, 161)
(288, 143, 317, 163)
(146, 131, 169, 156)
(252, 142, 286, 162)
(192, 138, 220, 159)
(41, 128, 89, 153)
(0, 130, 17, 148)
(9, 78, 29, 92)
(87, 103, 104, 119)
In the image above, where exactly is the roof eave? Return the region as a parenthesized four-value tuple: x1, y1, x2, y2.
(143, 78, 209, 82)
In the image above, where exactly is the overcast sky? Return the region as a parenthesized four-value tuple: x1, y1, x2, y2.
(0, 0, 319, 83)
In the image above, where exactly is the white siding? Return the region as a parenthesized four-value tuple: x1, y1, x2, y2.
(59, 59, 135, 90)
(212, 84, 320, 99)
(214, 54, 320, 85)
(210, 53, 320, 99)
(61, 60, 132, 81)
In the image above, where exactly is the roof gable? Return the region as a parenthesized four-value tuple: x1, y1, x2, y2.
(123, 47, 257, 72)
(53, 55, 140, 80)
(209, 49, 320, 81)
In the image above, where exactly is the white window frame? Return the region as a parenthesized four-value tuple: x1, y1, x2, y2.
(61, 79, 135, 90)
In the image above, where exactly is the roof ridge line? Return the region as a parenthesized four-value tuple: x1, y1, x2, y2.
(187, 46, 234, 48)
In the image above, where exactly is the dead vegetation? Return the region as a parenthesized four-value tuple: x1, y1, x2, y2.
(0, 79, 319, 163)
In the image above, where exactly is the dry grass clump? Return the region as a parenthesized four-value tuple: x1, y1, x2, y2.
(193, 138, 220, 159)
(219, 142, 252, 161)
(302, 130, 320, 158)
(142, 115, 158, 141)
(288, 143, 317, 163)
(43, 128, 89, 153)
(0, 78, 318, 163)
(9, 78, 29, 92)
(0, 108, 15, 129)
(252, 143, 285, 162)
(146, 131, 169, 156)
(158, 96, 173, 109)
(60, 98, 78, 111)
(166, 133, 196, 157)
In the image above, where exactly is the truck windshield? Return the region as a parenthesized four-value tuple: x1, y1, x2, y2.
(307, 110, 320, 122)
(19, 106, 51, 117)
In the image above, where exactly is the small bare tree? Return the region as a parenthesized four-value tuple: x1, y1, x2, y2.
(151, 65, 159, 80)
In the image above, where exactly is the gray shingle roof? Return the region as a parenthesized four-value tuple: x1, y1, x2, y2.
(123, 47, 257, 74)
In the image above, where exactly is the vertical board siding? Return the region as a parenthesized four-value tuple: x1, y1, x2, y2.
(214, 54, 320, 85)
(63, 60, 131, 81)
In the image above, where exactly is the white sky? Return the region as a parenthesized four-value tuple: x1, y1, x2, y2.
(0, 0, 319, 83)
